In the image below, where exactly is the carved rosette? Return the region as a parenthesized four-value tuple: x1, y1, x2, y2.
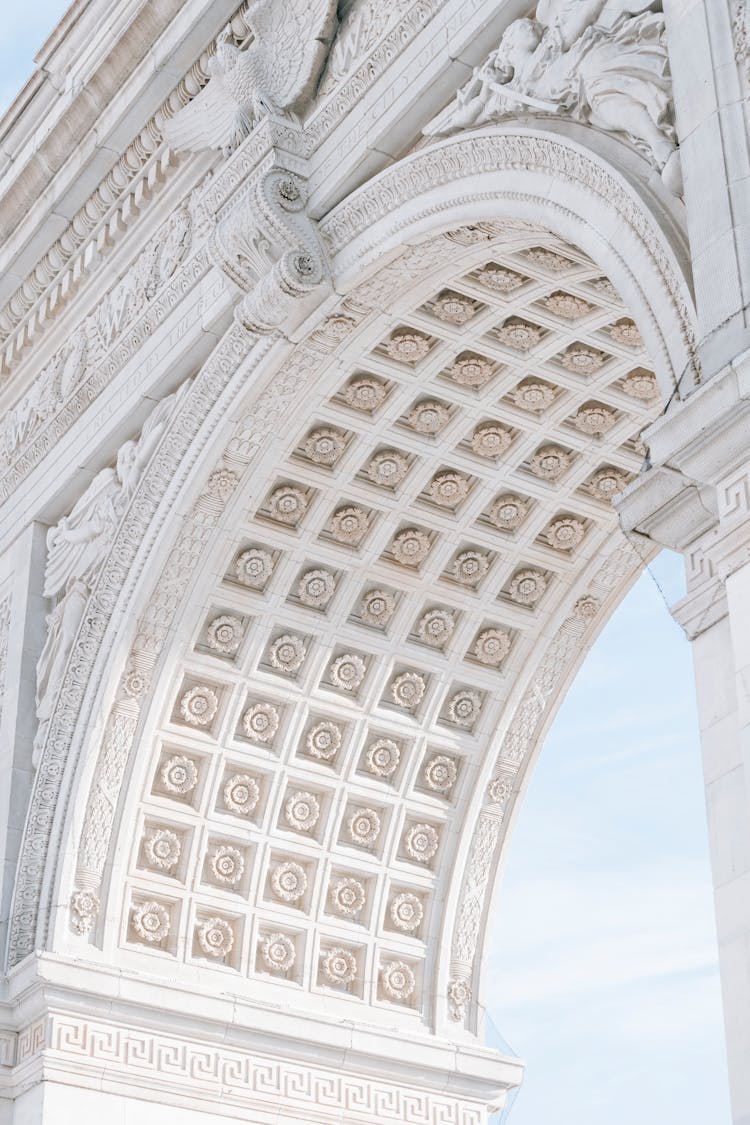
(306, 719, 343, 760)
(71, 888, 100, 935)
(452, 550, 490, 586)
(347, 807, 381, 847)
(271, 861, 307, 903)
(198, 916, 234, 958)
(330, 876, 366, 916)
(261, 932, 296, 972)
(381, 960, 416, 1002)
(360, 588, 395, 627)
(161, 755, 198, 795)
(447, 977, 472, 1021)
(284, 791, 320, 833)
(424, 755, 457, 794)
(321, 947, 357, 985)
(366, 738, 400, 778)
(390, 892, 423, 933)
(223, 774, 260, 816)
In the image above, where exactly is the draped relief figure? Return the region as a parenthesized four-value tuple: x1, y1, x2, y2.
(424, 0, 681, 192)
(33, 383, 190, 765)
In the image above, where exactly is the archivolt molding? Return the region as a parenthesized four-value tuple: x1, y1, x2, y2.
(322, 129, 698, 394)
(35, 264, 657, 1039)
(447, 538, 643, 1028)
(9, 134, 686, 1044)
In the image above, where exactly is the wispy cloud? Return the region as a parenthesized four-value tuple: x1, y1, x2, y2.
(485, 565, 731, 1124)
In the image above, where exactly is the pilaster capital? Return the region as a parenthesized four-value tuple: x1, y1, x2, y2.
(617, 355, 750, 634)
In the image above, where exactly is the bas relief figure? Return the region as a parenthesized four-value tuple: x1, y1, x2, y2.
(425, 0, 680, 192)
(32, 384, 189, 765)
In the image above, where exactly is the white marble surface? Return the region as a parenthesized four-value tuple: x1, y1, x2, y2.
(0, 1, 746, 1121)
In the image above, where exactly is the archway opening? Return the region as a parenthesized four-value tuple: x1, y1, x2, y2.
(65, 219, 670, 1042)
(486, 552, 729, 1123)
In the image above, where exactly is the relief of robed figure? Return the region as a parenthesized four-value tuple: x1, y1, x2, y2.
(32, 384, 189, 766)
(425, 0, 680, 192)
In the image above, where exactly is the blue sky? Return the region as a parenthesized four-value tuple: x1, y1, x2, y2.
(486, 551, 731, 1123)
(0, 3, 71, 114)
(1, 10, 731, 1123)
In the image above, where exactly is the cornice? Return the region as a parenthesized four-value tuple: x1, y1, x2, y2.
(0, 932, 525, 1116)
(0, 0, 461, 385)
(0, 0, 255, 378)
(1, 953, 522, 1101)
(617, 357, 750, 554)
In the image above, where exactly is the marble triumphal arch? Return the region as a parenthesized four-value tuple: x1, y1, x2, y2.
(0, 0, 749, 1121)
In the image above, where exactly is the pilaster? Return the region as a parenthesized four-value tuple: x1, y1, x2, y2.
(618, 352, 750, 1123)
(664, 0, 750, 380)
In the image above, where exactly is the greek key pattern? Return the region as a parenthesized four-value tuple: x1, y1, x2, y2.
(43, 1016, 483, 1125)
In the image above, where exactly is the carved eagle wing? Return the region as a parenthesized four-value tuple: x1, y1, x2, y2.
(162, 69, 250, 154)
(243, 0, 339, 112)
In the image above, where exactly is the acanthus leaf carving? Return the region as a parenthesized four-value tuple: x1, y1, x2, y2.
(207, 166, 330, 334)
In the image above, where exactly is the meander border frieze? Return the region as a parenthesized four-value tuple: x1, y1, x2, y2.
(321, 130, 698, 390)
(10, 1011, 486, 1125)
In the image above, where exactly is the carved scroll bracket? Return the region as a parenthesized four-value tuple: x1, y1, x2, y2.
(206, 156, 331, 336)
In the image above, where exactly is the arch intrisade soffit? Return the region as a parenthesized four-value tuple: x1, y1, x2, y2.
(47, 213, 668, 1042)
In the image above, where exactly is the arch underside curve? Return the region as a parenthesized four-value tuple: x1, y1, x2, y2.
(10, 131, 695, 1054)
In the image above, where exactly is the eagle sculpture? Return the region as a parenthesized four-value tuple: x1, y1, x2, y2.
(163, 0, 339, 154)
